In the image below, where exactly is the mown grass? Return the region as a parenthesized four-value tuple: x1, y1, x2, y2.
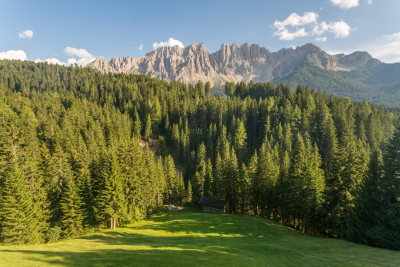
(0, 210, 399, 266)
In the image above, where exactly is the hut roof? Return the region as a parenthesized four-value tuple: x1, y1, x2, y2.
(199, 196, 225, 209)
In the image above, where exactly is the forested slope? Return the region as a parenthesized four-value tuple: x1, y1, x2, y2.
(0, 60, 399, 250)
(277, 62, 400, 106)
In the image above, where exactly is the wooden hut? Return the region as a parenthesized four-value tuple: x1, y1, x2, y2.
(198, 196, 225, 213)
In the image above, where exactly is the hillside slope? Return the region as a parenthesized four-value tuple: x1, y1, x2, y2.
(1, 211, 399, 266)
(277, 62, 400, 106)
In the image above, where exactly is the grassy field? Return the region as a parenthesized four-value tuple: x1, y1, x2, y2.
(0, 210, 399, 266)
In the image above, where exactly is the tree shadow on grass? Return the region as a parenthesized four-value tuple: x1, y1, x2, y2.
(139, 211, 287, 238)
(0, 212, 292, 266)
(0, 248, 218, 267)
(74, 211, 287, 250)
(2, 212, 391, 266)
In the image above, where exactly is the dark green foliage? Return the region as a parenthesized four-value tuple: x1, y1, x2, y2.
(0, 144, 43, 244)
(0, 104, 47, 244)
(0, 60, 399, 249)
(324, 126, 368, 239)
(59, 176, 84, 238)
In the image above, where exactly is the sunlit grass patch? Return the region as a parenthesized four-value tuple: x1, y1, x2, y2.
(0, 210, 399, 266)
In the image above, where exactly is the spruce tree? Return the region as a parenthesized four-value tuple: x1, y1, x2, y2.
(324, 126, 368, 239)
(203, 158, 214, 197)
(205, 81, 211, 98)
(0, 132, 44, 244)
(133, 108, 142, 138)
(164, 155, 178, 203)
(350, 149, 385, 246)
(144, 114, 152, 141)
(186, 180, 193, 203)
(59, 176, 84, 237)
(95, 153, 126, 230)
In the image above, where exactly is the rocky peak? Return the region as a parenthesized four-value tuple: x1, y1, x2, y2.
(339, 51, 381, 69)
(87, 42, 384, 85)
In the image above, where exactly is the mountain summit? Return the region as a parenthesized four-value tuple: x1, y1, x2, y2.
(87, 43, 400, 105)
(87, 43, 380, 85)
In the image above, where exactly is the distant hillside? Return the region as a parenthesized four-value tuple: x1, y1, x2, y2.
(277, 62, 400, 106)
(87, 42, 400, 105)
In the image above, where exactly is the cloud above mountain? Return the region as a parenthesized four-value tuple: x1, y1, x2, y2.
(273, 12, 353, 41)
(63, 47, 95, 65)
(0, 46, 95, 66)
(152, 38, 184, 49)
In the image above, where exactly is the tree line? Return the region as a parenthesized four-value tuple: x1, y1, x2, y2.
(0, 60, 399, 249)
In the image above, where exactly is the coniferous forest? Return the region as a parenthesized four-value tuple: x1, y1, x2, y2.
(0, 60, 399, 250)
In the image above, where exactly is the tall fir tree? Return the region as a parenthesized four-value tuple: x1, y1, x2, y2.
(0, 127, 45, 244)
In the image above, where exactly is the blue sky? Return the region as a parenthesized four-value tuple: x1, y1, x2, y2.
(1, 0, 400, 64)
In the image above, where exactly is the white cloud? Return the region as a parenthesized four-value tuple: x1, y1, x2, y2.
(329, 21, 352, 38)
(315, 36, 327, 42)
(363, 32, 400, 63)
(18, 30, 34, 39)
(34, 47, 95, 66)
(274, 12, 318, 29)
(63, 47, 95, 66)
(276, 28, 309, 41)
(313, 21, 352, 38)
(0, 50, 27, 60)
(152, 38, 184, 49)
(273, 12, 354, 41)
(138, 43, 143, 51)
(1, 46, 95, 66)
(367, 0, 372, 5)
(330, 0, 359, 9)
(35, 57, 66, 65)
(64, 47, 93, 59)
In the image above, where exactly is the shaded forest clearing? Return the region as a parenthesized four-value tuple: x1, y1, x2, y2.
(0, 210, 399, 266)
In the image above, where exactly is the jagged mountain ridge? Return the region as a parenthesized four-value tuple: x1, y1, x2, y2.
(87, 42, 380, 85)
(88, 42, 400, 105)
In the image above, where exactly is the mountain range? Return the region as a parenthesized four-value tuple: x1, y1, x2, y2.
(87, 43, 400, 106)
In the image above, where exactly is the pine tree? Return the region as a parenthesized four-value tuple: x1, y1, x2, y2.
(257, 141, 280, 218)
(164, 155, 178, 204)
(248, 151, 259, 215)
(238, 163, 251, 214)
(193, 143, 207, 200)
(192, 170, 205, 201)
(350, 149, 385, 245)
(144, 114, 152, 141)
(0, 128, 44, 244)
(214, 152, 224, 199)
(59, 176, 84, 237)
(205, 81, 211, 98)
(203, 158, 214, 197)
(324, 126, 368, 239)
(95, 153, 126, 230)
(225, 82, 235, 97)
(233, 119, 247, 155)
(133, 108, 142, 138)
(225, 147, 239, 213)
(186, 180, 193, 203)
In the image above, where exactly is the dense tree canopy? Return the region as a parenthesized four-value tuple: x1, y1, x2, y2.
(0, 60, 399, 249)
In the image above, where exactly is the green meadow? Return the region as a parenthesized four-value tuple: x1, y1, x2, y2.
(0, 210, 399, 266)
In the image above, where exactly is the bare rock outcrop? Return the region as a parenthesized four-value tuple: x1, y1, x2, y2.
(87, 42, 381, 85)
